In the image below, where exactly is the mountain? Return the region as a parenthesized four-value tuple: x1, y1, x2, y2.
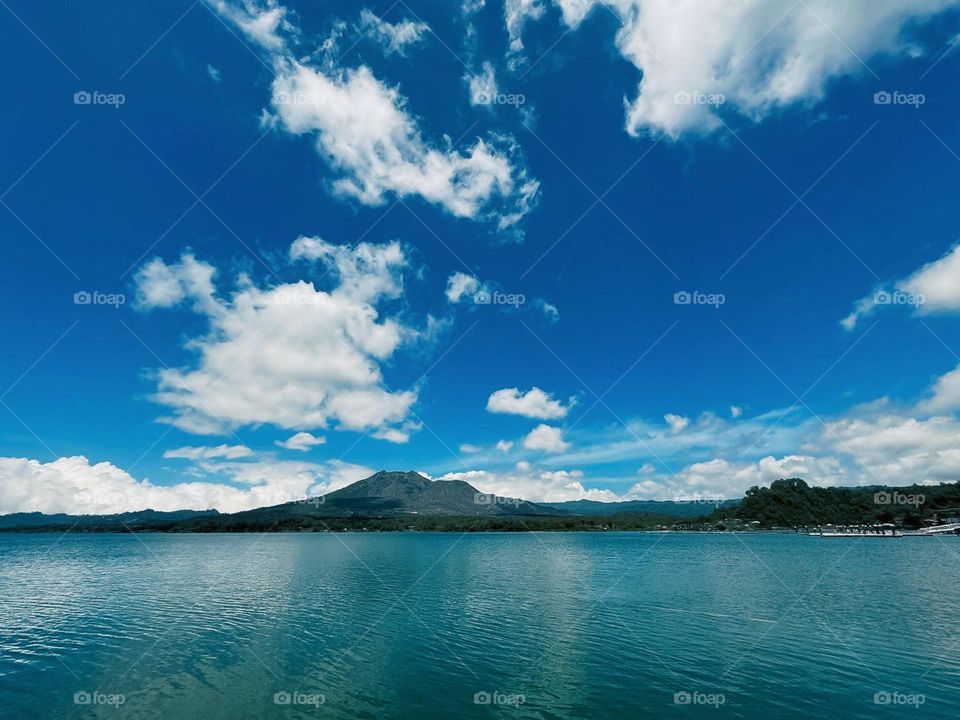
(222, 470, 562, 521)
(0, 509, 219, 530)
(543, 498, 739, 518)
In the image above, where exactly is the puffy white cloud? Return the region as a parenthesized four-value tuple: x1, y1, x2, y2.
(842, 244, 960, 329)
(164, 445, 254, 460)
(357, 8, 429, 55)
(208, 1, 538, 232)
(900, 244, 960, 311)
(496, 440, 514, 452)
(135, 252, 218, 314)
(730, 405, 743, 418)
(272, 62, 537, 226)
(487, 387, 573, 419)
(466, 61, 499, 106)
(522, 423, 570, 452)
(135, 238, 417, 440)
(0, 455, 372, 515)
(513, 0, 960, 137)
(445, 272, 482, 303)
(439, 466, 618, 502)
(276, 431, 326, 451)
(626, 454, 848, 500)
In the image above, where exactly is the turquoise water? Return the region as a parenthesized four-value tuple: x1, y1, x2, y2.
(0, 532, 957, 719)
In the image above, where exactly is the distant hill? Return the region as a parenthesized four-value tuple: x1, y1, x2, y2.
(0, 509, 218, 530)
(543, 498, 738, 518)
(710, 478, 960, 528)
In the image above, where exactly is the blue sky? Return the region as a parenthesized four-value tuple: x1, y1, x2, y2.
(5, 0, 960, 512)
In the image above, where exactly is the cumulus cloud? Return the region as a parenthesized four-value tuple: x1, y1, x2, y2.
(842, 243, 960, 329)
(487, 387, 573, 419)
(496, 440, 514, 452)
(135, 238, 417, 441)
(0, 455, 372, 515)
(209, 0, 538, 232)
(357, 8, 429, 55)
(440, 465, 617, 502)
(445, 272, 482, 303)
(164, 445, 254, 460)
(730, 405, 743, 419)
(626, 454, 848, 500)
(511, 0, 960, 137)
(276, 431, 326, 451)
(522, 423, 570, 452)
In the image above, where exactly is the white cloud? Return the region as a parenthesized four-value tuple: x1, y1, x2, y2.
(134, 252, 218, 314)
(505, 0, 545, 59)
(357, 8, 429, 55)
(522, 423, 570, 452)
(513, 0, 960, 137)
(730, 405, 743, 418)
(445, 272, 482, 303)
(164, 445, 254, 460)
(467, 61, 499, 106)
(843, 244, 960, 329)
(207, 63, 222, 82)
(439, 466, 617, 502)
(900, 243, 960, 311)
(136, 238, 417, 440)
(487, 387, 573, 419)
(276, 431, 326, 451)
(496, 440, 514, 452)
(664, 413, 689, 433)
(0, 455, 372, 515)
(272, 62, 537, 227)
(460, 443, 482, 453)
(206, 0, 291, 50)
(208, 1, 538, 232)
(625, 454, 848, 500)
(537, 300, 559, 323)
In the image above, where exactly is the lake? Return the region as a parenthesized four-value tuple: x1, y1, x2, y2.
(0, 532, 957, 719)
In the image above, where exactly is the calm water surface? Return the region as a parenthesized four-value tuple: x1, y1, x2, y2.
(0, 532, 958, 719)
